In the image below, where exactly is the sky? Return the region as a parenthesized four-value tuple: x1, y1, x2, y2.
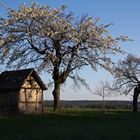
(0, 0, 140, 101)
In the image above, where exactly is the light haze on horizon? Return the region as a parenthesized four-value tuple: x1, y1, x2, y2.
(0, 0, 140, 101)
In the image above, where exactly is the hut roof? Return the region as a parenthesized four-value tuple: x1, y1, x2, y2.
(0, 68, 47, 90)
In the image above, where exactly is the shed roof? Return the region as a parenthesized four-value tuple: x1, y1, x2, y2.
(0, 68, 47, 90)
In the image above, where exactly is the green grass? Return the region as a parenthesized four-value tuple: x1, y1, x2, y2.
(0, 108, 140, 140)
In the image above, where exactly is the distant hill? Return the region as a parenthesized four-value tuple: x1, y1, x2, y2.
(44, 100, 139, 110)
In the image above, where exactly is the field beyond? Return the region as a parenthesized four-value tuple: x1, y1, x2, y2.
(0, 108, 140, 140)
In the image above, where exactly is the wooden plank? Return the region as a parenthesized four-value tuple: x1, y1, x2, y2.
(35, 90, 38, 112)
(21, 87, 42, 90)
(19, 101, 42, 104)
(41, 90, 44, 113)
(24, 89, 28, 111)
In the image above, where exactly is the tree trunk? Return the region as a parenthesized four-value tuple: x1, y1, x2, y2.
(102, 96, 106, 113)
(52, 82, 61, 112)
(133, 87, 139, 112)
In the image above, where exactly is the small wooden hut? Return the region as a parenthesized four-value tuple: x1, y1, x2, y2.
(0, 68, 46, 114)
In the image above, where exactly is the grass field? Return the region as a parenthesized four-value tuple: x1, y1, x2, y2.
(0, 108, 140, 140)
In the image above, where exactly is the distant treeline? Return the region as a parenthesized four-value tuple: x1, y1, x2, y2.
(44, 100, 140, 110)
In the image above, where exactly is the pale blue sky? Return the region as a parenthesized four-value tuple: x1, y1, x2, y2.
(0, 0, 140, 101)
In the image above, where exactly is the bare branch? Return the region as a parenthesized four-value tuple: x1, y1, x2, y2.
(112, 54, 140, 95)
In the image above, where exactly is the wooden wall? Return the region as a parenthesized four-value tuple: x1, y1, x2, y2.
(0, 90, 18, 113)
(19, 76, 43, 114)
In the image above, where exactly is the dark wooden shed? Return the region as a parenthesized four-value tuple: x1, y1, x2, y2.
(0, 68, 46, 114)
